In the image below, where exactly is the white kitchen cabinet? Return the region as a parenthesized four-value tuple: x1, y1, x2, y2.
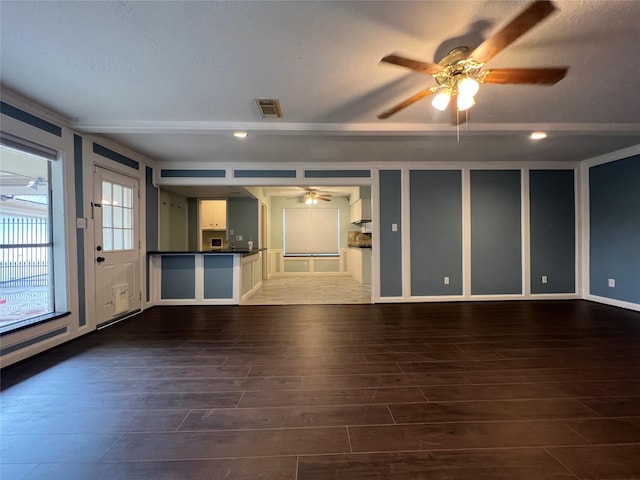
(200, 200, 227, 230)
(350, 199, 372, 224)
(348, 247, 371, 284)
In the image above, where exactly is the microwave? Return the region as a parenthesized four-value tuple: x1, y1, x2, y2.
(210, 238, 223, 249)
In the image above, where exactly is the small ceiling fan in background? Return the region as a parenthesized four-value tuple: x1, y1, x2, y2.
(289, 189, 332, 205)
(377, 0, 569, 125)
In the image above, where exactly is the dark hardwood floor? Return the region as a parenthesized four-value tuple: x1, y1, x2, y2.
(2, 300, 640, 479)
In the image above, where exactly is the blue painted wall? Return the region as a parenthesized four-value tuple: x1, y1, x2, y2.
(379, 170, 403, 297)
(471, 170, 522, 295)
(530, 170, 576, 294)
(204, 255, 234, 299)
(145, 166, 158, 251)
(589, 156, 640, 303)
(161, 255, 196, 299)
(187, 198, 198, 250)
(410, 170, 463, 296)
(228, 197, 259, 249)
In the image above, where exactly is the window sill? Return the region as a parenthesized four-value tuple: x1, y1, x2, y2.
(0, 311, 71, 336)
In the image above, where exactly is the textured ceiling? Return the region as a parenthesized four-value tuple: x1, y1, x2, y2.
(1, 0, 639, 165)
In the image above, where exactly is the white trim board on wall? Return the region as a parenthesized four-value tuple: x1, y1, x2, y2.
(578, 143, 640, 313)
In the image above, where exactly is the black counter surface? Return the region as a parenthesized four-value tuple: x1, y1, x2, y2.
(148, 248, 265, 256)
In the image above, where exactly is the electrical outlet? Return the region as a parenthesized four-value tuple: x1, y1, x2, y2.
(444, 276, 450, 285)
(391, 223, 398, 232)
(236, 235, 243, 241)
(541, 275, 548, 284)
(608, 278, 615, 288)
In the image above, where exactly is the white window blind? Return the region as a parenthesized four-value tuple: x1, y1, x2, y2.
(284, 208, 339, 256)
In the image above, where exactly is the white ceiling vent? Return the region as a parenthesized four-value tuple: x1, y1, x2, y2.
(256, 99, 282, 118)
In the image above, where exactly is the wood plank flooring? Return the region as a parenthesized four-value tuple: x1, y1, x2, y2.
(2, 300, 640, 479)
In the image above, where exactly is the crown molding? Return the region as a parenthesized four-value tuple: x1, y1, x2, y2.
(70, 120, 640, 136)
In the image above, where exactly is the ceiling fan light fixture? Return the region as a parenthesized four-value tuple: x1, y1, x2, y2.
(530, 131, 547, 140)
(457, 93, 475, 111)
(457, 76, 480, 97)
(431, 89, 451, 111)
(233, 131, 248, 138)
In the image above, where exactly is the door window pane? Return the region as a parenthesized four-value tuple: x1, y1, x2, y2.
(101, 180, 134, 252)
(103, 204, 112, 228)
(113, 229, 123, 250)
(113, 184, 123, 207)
(113, 206, 123, 228)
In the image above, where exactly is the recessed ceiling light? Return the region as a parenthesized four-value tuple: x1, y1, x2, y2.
(233, 131, 248, 138)
(530, 131, 547, 140)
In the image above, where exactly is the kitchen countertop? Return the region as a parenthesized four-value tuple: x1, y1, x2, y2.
(148, 248, 265, 256)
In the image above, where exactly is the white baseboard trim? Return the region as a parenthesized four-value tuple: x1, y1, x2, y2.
(584, 294, 640, 313)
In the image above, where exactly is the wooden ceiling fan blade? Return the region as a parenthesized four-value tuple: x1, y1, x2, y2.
(470, 0, 558, 64)
(483, 67, 568, 84)
(377, 87, 435, 119)
(318, 197, 331, 202)
(381, 54, 442, 74)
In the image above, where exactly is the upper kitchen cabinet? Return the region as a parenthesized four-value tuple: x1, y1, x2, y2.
(200, 200, 227, 230)
(350, 198, 372, 225)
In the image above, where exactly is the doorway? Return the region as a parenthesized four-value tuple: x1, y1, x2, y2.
(93, 166, 141, 327)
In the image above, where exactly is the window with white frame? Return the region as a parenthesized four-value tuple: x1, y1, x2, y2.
(0, 140, 55, 330)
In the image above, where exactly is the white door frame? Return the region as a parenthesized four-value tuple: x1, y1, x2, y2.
(92, 166, 141, 327)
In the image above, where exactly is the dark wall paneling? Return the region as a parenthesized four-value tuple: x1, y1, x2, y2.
(160, 169, 225, 178)
(145, 167, 159, 252)
(187, 198, 198, 251)
(0, 327, 68, 356)
(589, 155, 640, 303)
(234, 170, 296, 178)
(471, 170, 522, 295)
(530, 170, 576, 294)
(93, 143, 139, 170)
(73, 135, 86, 326)
(410, 170, 463, 296)
(0, 101, 62, 137)
(379, 170, 403, 297)
(304, 170, 371, 178)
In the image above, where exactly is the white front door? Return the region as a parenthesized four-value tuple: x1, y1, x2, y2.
(93, 167, 141, 326)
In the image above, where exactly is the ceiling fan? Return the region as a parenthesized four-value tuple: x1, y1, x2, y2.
(377, 0, 569, 125)
(290, 190, 332, 205)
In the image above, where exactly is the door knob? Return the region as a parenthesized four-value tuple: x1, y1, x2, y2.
(97, 256, 106, 263)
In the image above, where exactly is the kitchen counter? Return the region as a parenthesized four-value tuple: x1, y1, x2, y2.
(147, 250, 264, 305)
(148, 248, 265, 256)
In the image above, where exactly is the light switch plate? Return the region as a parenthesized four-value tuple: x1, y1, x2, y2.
(391, 223, 398, 232)
(236, 235, 243, 241)
(76, 218, 87, 229)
